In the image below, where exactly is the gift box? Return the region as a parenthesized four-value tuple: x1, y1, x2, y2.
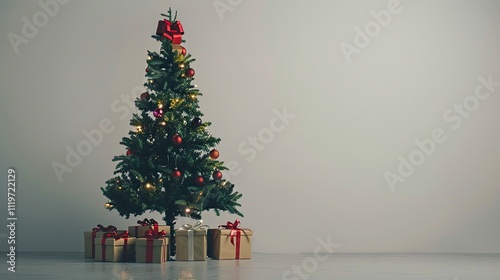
(175, 222, 208, 261)
(136, 237, 169, 263)
(129, 218, 170, 238)
(129, 225, 170, 238)
(83, 224, 118, 258)
(207, 220, 253, 260)
(94, 233, 136, 262)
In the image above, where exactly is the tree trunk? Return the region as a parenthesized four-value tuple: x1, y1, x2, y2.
(163, 211, 176, 258)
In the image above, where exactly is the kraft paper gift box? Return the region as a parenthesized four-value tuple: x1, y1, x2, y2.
(84, 224, 120, 258)
(94, 233, 136, 262)
(207, 220, 253, 260)
(175, 225, 208, 261)
(136, 237, 169, 263)
(129, 218, 170, 238)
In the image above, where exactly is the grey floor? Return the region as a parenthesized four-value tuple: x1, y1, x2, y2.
(0, 253, 499, 280)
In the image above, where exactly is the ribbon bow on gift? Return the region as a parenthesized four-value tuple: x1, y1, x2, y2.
(89, 224, 117, 258)
(102, 230, 129, 240)
(115, 231, 129, 240)
(220, 219, 247, 246)
(178, 220, 208, 261)
(178, 220, 209, 231)
(100, 231, 130, 262)
(219, 220, 250, 259)
(144, 229, 166, 240)
(156, 20, 184, 44)
(137, 218, 158, 227)
(92, 224, 117, 232)
(223, 220, 240, 230)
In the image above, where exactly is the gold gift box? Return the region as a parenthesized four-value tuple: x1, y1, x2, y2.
(83, 230, 125, 258)
(175, 229, 207, 261)
(207, 228, 253, 260)
(135, 238, 169, 263)
(94, 236, 136, 262)
(128, 225, 170, 238)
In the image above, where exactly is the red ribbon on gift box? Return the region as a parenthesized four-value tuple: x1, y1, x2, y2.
(92, 224, 117, 232)
(220, 220, 243, 259)
(136, 218, 160, 236)
(101, 232, 115, 261)
(137, 219, 149, 226)
(144, 229, 166, 239)
(100, 231, 130, 262)
(136, 218, 158, 227)
(156, 20, 184, 44)
(92, 224, 105, 232)
(221, 220, 240, 246)
(149, 219, 159, 234)
(90, 224, 117, 258)
(137, 218, 158, 226)
(114, 231, 129, 240)
(144, 229, 166, 263)
(116, 231, 129, 261)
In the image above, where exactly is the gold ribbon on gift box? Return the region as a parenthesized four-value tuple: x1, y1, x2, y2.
(178, 220, 209, 260)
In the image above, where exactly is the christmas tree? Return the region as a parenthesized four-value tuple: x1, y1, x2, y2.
(101, 8, 243, 241)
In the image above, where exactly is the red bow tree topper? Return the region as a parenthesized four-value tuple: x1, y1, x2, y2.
(156, 20, 184, 44)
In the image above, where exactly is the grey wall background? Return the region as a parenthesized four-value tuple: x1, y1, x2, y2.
(1, 0, 499, 253)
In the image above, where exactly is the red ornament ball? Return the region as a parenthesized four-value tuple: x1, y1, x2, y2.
(181, 47, 187, 56)
(140, 92, 150, 100)
(171, 169, 182, 179)
(194, 176, 204, 186)
(145, 67, 150, 73)
(153, 107, 164, 118)
(185, 68, 195, 78)
(212, 171, 222, 180)
(172, 134, 183, 145)
(209, 149, 219, 159)
(126, 149, 133, 156)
